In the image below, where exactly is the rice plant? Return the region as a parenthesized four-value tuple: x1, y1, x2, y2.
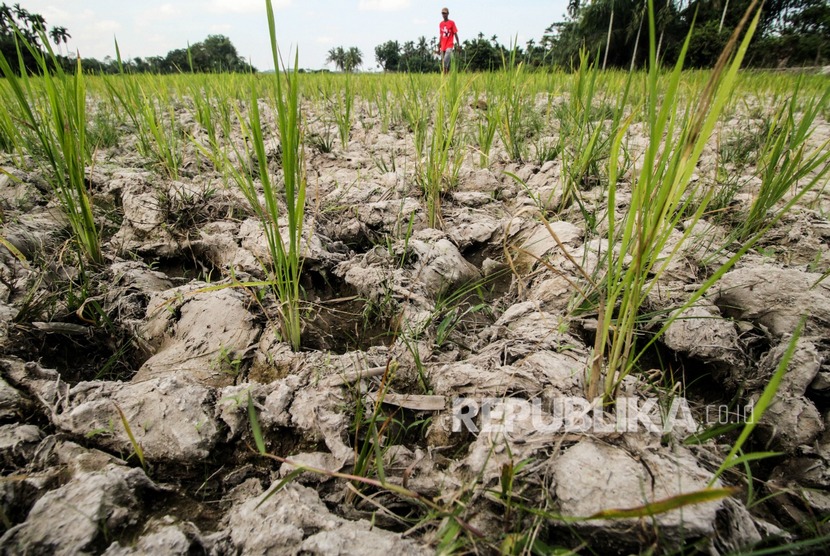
(736, 82, 830, 241)
(588, 0, 764, 402)
(417, 68, 467, 229)
(472, 80, 498, 168)
(0, 28, 102, 266)
(249, 0, 307, 351)
(495, 47, 533, 162)
(556, 50, 627, 212)
(399, 74, 431, 158)
(329, 73, 354, 149)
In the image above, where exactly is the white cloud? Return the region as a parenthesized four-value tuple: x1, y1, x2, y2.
(89, 19, 121, 34)
(158, 4, 180, 17)
(315, 36, 334, 44)
(208, 0, 290, 14)
(358, 0, 411, 12)
(137, 3, 180, 24)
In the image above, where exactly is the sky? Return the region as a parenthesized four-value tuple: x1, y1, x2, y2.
(18, 1, 571, 71)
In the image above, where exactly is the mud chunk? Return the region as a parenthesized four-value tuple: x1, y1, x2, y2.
(444, 208, 501, 249)
(755, 339, 821, 397)
(0, 464, 157, 555)
(0, 424, 41, 467)
(225, 482, 428, 555)
(712, 266, 830, 338)
(0, 376, 25, 420)
(103, 518, 207, 556)
(408, 230, 479, 296)
(515, 220, 583, 272)
(552, 439, 723, 545)
(135, 284, 260, 387)
(55, 373, 220, 462)
(758, 394, 824, 451)
(661, 299, 743, 368)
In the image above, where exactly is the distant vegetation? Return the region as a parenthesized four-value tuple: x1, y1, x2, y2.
(1, 3, 254, 75)
(3, 1, 828, 75)
(372, 0, 830, 72)
(326, 46, 364, 72)
(77, 34, 257, 75)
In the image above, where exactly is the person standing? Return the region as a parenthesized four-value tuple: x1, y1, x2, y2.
(438, 7, 459, 74)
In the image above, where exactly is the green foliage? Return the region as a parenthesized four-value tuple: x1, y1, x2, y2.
(417, 68, 467, 228)
(588, 0, 763, 401)
(399, 37, 440, 73)
(375, 40, 400, 72)
(459, 34, 506, 71)
(326, 46, 363, 72)
(0, 28, 102, 266)
(737, 83, 830, 241)
(529, 0, 828, 70)
(0, 3, 63, 73)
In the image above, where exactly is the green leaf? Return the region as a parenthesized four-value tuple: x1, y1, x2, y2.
(587, 487, 737, 520)
(248, 393, 266, 455)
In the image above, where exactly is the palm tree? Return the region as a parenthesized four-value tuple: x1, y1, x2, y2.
(326, 46, 346, 70)
(344, 47, 362, 72)
(49, 25, 70, 55)
(327, 46, 362, 72)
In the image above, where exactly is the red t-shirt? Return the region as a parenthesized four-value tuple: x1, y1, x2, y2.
(439, 19, 457, 51)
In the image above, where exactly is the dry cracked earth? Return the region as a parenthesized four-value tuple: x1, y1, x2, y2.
(0, 91, 829, 555)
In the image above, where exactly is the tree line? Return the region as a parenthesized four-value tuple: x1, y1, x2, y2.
(369, 0, 829, 72)
(4, 1, 827, 75)
(84, 35, 256, 75)
(0, 3, 255, 75)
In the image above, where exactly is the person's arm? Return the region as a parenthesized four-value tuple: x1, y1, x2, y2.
(453, 23, 459, 49)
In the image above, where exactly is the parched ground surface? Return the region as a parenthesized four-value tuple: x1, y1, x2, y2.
(0, 79, 829, 554)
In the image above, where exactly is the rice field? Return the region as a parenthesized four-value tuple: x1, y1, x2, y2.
(1, 4, 829, 554)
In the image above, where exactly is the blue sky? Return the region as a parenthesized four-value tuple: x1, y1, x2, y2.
(20, 1, 571, 70)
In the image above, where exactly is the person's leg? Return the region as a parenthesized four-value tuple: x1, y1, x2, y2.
(442, 49, 452, 73)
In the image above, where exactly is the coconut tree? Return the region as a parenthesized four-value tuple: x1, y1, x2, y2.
(326, 46, 362, 72)
(326, 46, 346, 70)
(344, 46, 362, 72)
(49, 25, 70, 55)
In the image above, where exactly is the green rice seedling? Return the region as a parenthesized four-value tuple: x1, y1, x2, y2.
(588, 0, 763, 402)
(87, 103, 121, 152)
(104, 42, 157, 157)
(400, 75, 431, 158)
(0, 84, 24, 158)
(0, 30, 102, 266)
(329, 73, 354, 149)
(196, 9, 306, 350)
(556, 50, 628, 213)
(239, 0, 307, 351)
(472, 83, 498, 168)
(307, 127, 336, 154)
(530, 135, 559, 166)
(189, 75, 219, 147)
(133, 89, 184, 179)
(114, 404, 148, 473)
(434, 293, 490, 349)
(348, 362, 399, 496)
(372, 82, 393, 133)
(495, 47, 532, 162)
(736, 83, 830, 241)
(418, 70, 468, 229)
(372, 151, 397, 174)
(718, 117, 769, 168)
